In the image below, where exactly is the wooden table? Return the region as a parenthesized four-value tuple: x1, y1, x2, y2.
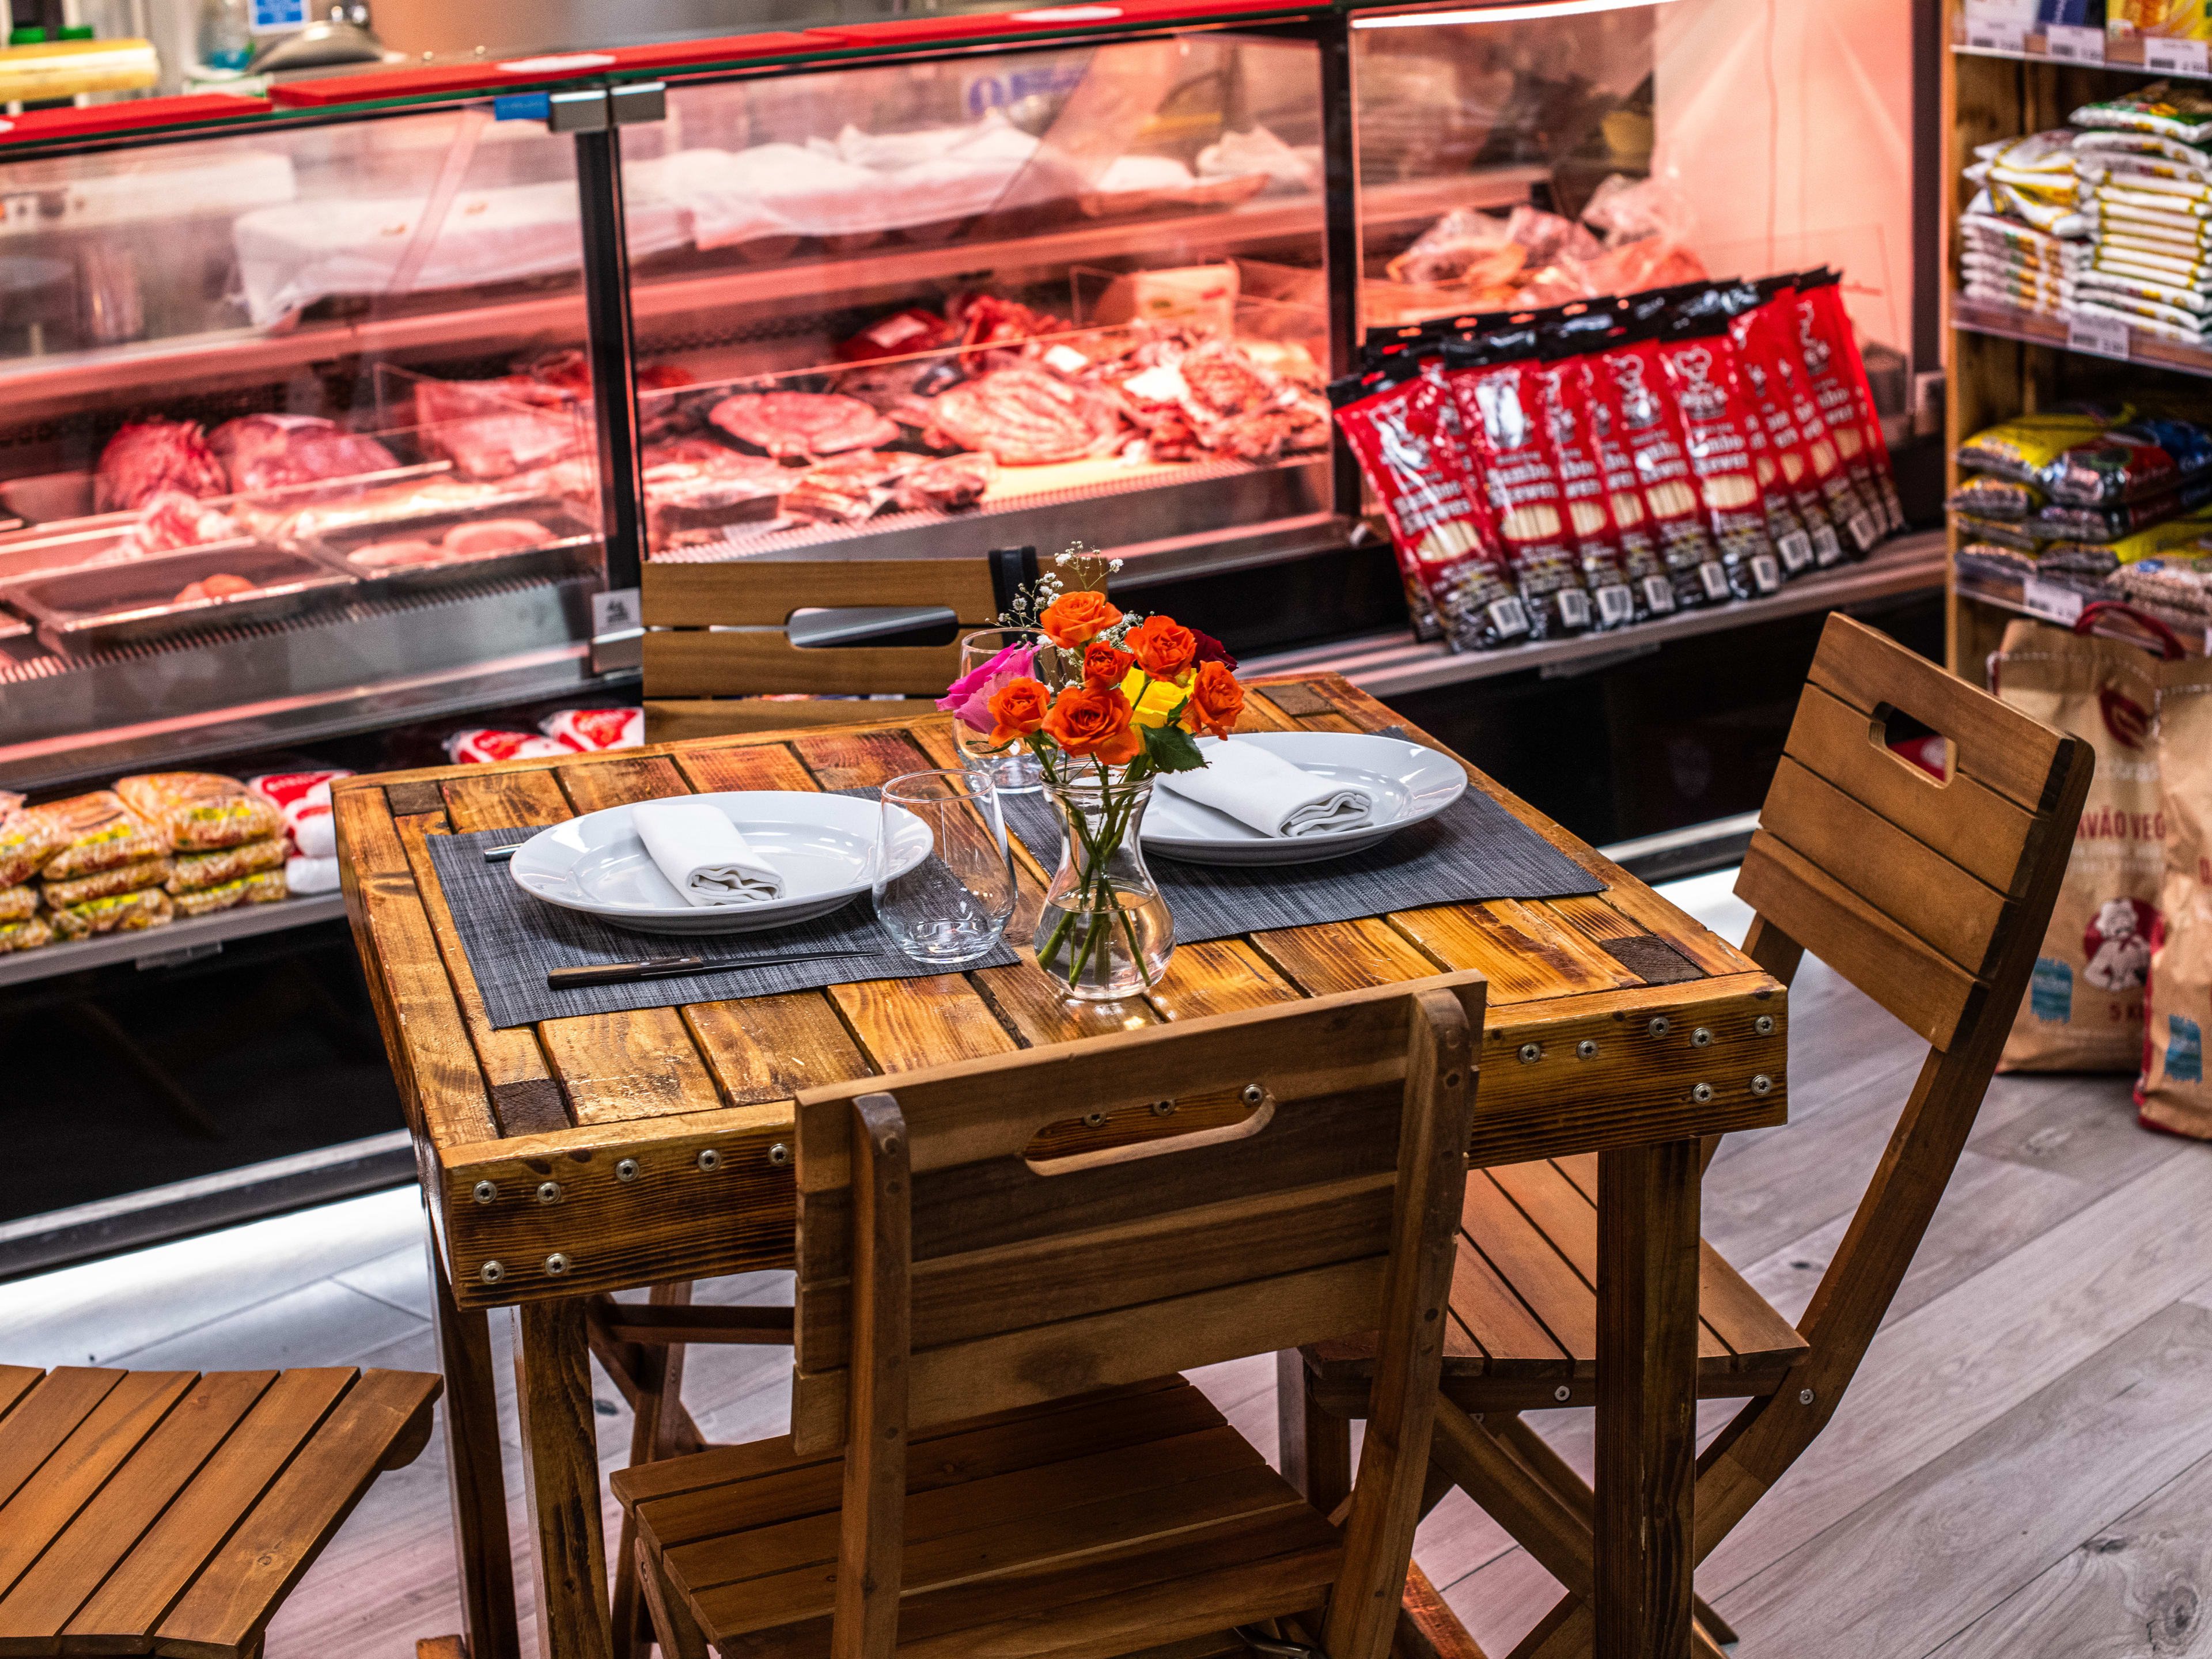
(334, 673, 1788, 1659)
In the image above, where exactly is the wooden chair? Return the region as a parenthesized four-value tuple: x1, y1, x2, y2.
(612, 971, 1488, 1659)
(1281, 612, 2096, 1658)
(641, 547, 1039, 742)
(0, 1363, 440, 1657)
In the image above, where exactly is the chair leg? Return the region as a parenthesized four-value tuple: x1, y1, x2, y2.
(634, 1538, 710, 1659)
(611, 1281, 696, 1659)
(1275, 1349, 1353, 1516)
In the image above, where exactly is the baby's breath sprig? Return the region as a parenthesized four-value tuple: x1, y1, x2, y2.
(996, 541, 1130, 631)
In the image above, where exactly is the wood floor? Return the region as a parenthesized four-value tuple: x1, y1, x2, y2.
(3, 868, 2209, 1659)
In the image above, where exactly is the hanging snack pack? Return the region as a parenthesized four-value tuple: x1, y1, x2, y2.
(1654, 313, 1785, 599)
(2138, 654, 2212, 1138)
(1993, 617, 2171, 1072)
(1441, 328, 1596, 638)
(1793, 270, 1903, 543)
(1535, 332, 1645, 627)
(1593, 322, 1729, 607)
(1330, 365, 1532, 650)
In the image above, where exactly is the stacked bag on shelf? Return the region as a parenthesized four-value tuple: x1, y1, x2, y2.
(444, 707, 643, 764)
(1960, 130, 2090, 319)
(248, 769, 352, 895)
(0, 772, 292, 955)
(1331, 267, 1903, 653)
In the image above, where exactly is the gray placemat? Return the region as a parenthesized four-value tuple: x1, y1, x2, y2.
(427, 801, 1019, 1029)
(998, 730, 1605, 942)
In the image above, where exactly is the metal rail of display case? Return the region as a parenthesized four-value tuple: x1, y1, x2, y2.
(0, 892, 349, 991)
(1243, 529, 1948, 695)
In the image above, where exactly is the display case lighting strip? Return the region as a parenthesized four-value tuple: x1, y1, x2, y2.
(1352, 0, 1684, 28)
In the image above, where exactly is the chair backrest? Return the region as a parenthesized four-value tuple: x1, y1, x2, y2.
(640, 547, 1036, 702)
(792, 971, 1484, 1659)
(1728, 612, 2093, 1406)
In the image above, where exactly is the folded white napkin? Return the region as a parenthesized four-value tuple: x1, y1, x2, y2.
(631, 800, 786, 906)
(1157, 739, 1374, 838)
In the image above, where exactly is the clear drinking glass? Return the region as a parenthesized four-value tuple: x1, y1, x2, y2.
(950, 627, 1047, 796)
(874, 769, 1018, 967)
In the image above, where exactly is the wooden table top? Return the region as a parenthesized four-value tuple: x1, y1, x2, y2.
(334, 673, 1787, 1312)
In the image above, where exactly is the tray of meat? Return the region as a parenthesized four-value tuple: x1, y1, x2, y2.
(0, 497, 253, 582)
(0, 543, 355, 654)
(641, 438, 792, 542)
(310, 508, 599, 593)
(238, 475, 556, 546)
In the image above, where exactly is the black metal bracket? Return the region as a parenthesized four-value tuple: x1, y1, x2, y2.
(1316, 11, 1363, 524)
(573, 121, 647, 624)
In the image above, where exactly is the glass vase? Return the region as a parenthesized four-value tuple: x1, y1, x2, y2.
(1032, 775, 1174, 1000)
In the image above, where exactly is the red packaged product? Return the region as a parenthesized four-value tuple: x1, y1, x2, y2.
(837, 308, 958, 363)
(1330, 366, 1532, 652)
(1793, 270, 1901, 542)
(541, 707, 644, 752)
(1653, 316, 1786, 600)
(1593, 328, 1729, 608)
(1575, 343, 1680, 620)
(1741, 283, 1878, 563)
(1441, 329, 1595, 638)
(1534, 329, 1645, 628)
(444, 729, 570, 765)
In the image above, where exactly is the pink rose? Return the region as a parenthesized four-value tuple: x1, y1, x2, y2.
(938, 640, 1038, 734)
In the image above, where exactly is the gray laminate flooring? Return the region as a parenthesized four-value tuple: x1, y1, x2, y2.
(1, 869, 2206, 1658)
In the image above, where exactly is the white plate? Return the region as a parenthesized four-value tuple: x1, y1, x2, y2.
(508, 791, 931, 936)
(1139, 732, 1467, 866)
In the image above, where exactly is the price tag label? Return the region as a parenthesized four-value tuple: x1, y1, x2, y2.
(2024, 575, 2085, 625)
(2045, 22, 2106, 59)
(2067, 312, 2131, 360)
(590, 586, 642, 637)
(1966, 21, 2028, 51)
(2145, 35, 2210, 75)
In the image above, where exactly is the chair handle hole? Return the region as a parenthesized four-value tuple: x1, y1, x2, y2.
(1872, 703, 1953, 785)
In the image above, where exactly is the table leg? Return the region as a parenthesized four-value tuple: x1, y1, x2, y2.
(426, 1226, 521, 1659)
(1594, 1141, 1699, 1659)
(514, 1298, 615, 1659)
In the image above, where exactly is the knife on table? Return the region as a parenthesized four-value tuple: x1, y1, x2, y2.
(548, 949, 876, 990)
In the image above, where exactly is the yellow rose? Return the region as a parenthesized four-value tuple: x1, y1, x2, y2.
(1119, 668, 1187, 729)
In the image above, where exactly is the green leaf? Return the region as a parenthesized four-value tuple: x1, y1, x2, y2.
(1142, 722, 1207, 773)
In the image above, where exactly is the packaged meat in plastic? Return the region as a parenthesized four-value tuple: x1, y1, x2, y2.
(838, 308, 958, 363)
(540, 708, 643, 752)
(172, 868, 287, 918)
(1653, 314, 1788, 601)
(168, 836, 286, 894)
(1329, 362, 1531, 652)
(34, 792, 166, 882)
(48, 886, 173, 940)
(286, 853, 342, 895)
(445, 729, 570, 765)
(1592, 326, 1729, 609)
(113, 774, 284, 853)
(94, 419, 228, 512)
(0, 884, 35, 923)
(0, 807, 69, 887)
(209, 415, 401, 495)
(249, 770, 350, 858)
(1442, 327, 1596, 638)
(46, 855, 175, 910)
(0, 914, 52, 953)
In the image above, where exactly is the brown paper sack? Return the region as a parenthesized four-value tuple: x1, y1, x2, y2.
(2137, 658, 2212, 1137)
(1994, 620, 2165, 1071)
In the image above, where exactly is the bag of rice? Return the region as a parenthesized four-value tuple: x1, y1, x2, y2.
(2138, 653, 2212, 1135)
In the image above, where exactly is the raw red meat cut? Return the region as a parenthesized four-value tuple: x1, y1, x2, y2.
(707, 392, 899, 461)
(442, 518, 555, 557)
(209, 415, 402, 494)
(109, 490, 240, 561)
(781, 450, 921, 525)
(924, 369, 1123, 465)
(514, 349, 698, 399)
(414, 378, 588, 480)
(352, 539, 443, 569)
(893, 452, 996, 513)
(173, 572, 254, 604)
(96, 420, 228, 512)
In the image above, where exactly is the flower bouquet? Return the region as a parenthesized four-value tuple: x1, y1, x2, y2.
(943, 547, 1247, 999)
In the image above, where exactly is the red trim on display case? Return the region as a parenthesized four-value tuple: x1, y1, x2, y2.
(0, 92, 272, 145)
(600, 32, 816, 73)
(800, 0, 1320, 50)
(268, 55, 621, 108)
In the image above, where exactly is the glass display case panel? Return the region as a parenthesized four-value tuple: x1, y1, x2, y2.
(1354, 0, 1917, 398)
(615, 34, 1335, 563)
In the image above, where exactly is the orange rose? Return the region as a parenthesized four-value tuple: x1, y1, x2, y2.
(1082, 641, 1135, 689)
(1179, 659, 1245, 741)
(1038, 589, 1123, 648)
(1125, 615, 1198, 682)
(986, 676, 1050, 748)
(1041, 684, 1143, 766)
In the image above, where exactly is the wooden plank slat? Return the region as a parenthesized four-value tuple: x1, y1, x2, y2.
(647, 698, 934, 744)
(1760, 756, 2012, 976)
(329, 786, 409, 880)
(789, 726, 935, 791)
(1736, 829, 1980, 1052)
(1389, 902, 1640, 1006)
(0, 1370, 123, 1513)
(0, 1371, 197, 1597)
(1145, 940, 1302, 1023)
(538, 1007, 728, 1127)
(828, 974, 1019, 1077)
(440, 768, 573, 834)
(65, 1369, 356, 1649)
(359, 875, 502, 1147)
(639, 556, 999, 627)
(152, 1370, 440, 1659)
(643, 632, 966, 698)
(1460, 1172, 1598, 1365)
(558, 755, 692, 815)
(671, 742, 816, 795)
(680, 994, 871, 1108)
(0, 1372, 275, 1651)
(1248, 917, 1443, 996)
(0, 1371, 40, 1430)
(1783, 682, 2040, 896)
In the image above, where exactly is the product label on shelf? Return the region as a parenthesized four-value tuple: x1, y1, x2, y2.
(591, 586, 643, 637)
(2145, 35, 2210, 75)
(1964, 20, 2028, 51)
(2023, 575, 2086, 624)
(2044, 22, 2105, 61)
(2066, 312, 2131, 362)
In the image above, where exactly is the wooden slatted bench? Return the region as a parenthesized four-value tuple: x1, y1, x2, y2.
(0, 1364, 441, 1658)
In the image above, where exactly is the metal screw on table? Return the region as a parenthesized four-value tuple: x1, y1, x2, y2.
(479, 1260, 504, 1285)
(698, 1149, 721, 1172)
(472, 1180, 497, 1205)
(1692, 1027, 1713, 1047)
(1692, 1082, 1714, 1103)
(536, 1181, 561, 1205)
(616, 1158, 639, 1182)
(1554, 1385, 1570, 1402)
(1649, 1016, 1670, 1037)
(768, 1143, 790, 1166)
(1751, 1073, 1774, 1095)
(545, 1253, 569, 1277)
(1241, 1084, 1265, 1106)
(1152, 1100, 1176, 1117)
(1518, 1043, 1543, 1064)
(1576, 1039, 1599, 1059)
(1800, 1388, 1816, 1405)
(1755, 1014, 1776, 1035)
(1082, 1112, 1105, 1128)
